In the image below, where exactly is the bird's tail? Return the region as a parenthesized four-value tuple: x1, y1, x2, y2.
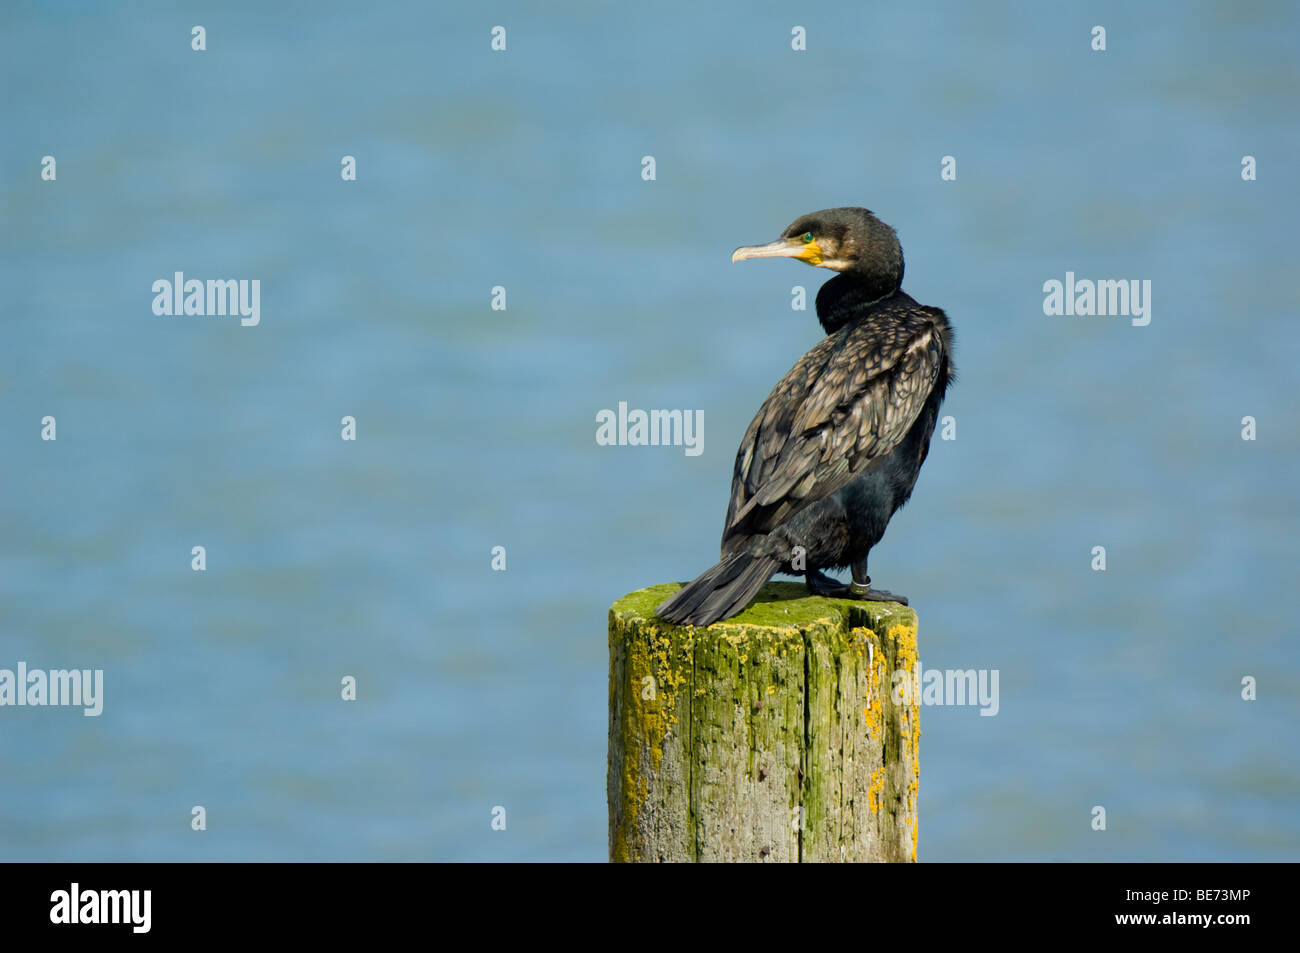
(655, 552, 781, 627)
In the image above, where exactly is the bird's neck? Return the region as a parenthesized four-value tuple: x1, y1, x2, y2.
(815, 273, 902, 334)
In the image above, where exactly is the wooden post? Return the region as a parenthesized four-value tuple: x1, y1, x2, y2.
(608, 581, 920, 863)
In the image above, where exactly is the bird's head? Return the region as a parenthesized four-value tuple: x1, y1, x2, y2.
(731, 206, 904, 289)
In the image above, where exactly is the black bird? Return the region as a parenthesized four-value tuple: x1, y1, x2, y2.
(656, 207, 954, 627)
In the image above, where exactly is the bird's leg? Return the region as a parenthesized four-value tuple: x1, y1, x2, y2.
(805, 568, 850, 598)
(848, 558, 909, 606)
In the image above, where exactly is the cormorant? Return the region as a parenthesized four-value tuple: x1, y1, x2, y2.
(655, 207, 954, 627)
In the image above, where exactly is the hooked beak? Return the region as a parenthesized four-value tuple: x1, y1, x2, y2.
(731, 238, 823, 265)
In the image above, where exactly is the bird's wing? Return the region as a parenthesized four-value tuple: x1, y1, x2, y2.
(722, 308, 947, 550)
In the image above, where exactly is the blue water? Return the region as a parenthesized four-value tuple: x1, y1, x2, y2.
(2, 1, 1297, 861)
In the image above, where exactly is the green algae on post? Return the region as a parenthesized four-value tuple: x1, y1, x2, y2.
(608, 582, 920, 862)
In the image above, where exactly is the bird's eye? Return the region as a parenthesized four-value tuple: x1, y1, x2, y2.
(801, 232, 813, 243)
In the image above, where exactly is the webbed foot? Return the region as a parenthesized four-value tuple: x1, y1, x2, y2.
(805, 567, 908, 605)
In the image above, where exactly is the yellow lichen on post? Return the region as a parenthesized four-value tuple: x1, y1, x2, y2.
(885, 621, 922, 863)
(607, 606, 695, 862)
(609, 581, 921, 863)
